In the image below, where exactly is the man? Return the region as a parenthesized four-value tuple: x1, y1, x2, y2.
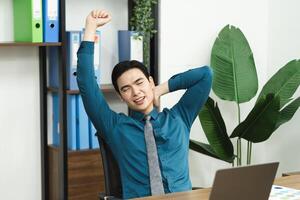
(77, 9, 212, 199)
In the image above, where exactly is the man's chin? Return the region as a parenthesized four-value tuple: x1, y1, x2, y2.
(130, 106, 147, 112)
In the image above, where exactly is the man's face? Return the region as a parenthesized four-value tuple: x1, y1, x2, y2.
(117, 68, 155, 114)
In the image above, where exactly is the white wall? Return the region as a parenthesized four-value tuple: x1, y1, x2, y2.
(0, 0, 127, 199)
(159, 0, 300, 187)
(0, 1, 41, 199)
(0, 48, 41, 200)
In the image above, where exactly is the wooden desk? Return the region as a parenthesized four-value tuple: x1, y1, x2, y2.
(134, 175, 300, 200)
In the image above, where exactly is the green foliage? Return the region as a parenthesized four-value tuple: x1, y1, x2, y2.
(230, 94, 281, 142)
(211, 25, 258, 103)
(190, 25, 300, 165)
(197, 97, 234, 162)
(189, 140, 234, 163)
(257, 59, 300, 108)
(130, 0, 157, 69)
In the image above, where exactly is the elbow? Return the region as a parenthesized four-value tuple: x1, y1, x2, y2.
(201, 65, 213, 84)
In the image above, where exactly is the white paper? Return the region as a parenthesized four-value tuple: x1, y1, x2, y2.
(47, 0, 58, 20)
(32, 0, 42, 19)
(130, 35, 143, 62)
(269, 185, 300, 200)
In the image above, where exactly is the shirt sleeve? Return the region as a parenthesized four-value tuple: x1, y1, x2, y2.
(169, 66, 213, 129)
(76, 41, 119, 139)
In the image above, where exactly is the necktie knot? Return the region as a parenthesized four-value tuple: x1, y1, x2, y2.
(145, 115, 151, 121)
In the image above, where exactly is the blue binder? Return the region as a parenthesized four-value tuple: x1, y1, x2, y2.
(52, 93, 60, 146)
(67, 94, 77, 150)
(42, 0, 59, 42)
(77, 95, 89, 149)
(66, 31, 81, 90)
(89, 120, 99, 149)
(118, 30, 143, 62)
(48, 46, 59, 88)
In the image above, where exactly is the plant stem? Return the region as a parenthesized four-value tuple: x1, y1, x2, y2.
(237, 102, 241, 166)
(247, 141, 252, 165)
(236, 139, 239, 166)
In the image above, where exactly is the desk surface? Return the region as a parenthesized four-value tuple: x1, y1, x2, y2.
(134, 175, 300, 200)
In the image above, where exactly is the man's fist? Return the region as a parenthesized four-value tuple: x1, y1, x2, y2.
(84, 10, 111, 41)
(86, 10, 111, 29)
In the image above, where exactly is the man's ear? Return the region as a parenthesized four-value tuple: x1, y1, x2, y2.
(149, 76, 155, 88)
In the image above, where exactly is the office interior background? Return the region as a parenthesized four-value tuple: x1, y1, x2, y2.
(0, 0, 299, 199)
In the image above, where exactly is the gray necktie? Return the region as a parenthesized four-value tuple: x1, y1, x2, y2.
(144, 115, 165, 195)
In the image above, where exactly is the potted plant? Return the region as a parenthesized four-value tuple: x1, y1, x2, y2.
(190, 25, 300, 166)
(130, 0, 157, 69)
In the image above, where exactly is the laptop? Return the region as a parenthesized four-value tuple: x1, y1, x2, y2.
(209, 162, 279, 200)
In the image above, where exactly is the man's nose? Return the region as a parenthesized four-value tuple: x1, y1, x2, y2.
(132, 86, 140, 96)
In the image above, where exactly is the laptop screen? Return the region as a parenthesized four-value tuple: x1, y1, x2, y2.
(209, 162, 279, 200)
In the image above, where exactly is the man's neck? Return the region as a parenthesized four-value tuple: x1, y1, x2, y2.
(143, 104, 154, 115)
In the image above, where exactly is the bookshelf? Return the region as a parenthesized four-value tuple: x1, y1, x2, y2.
(0, 42, 62, 46)
(0, 0, 159, 199)
(44, 1, 159, 200)
(47, 84, 116, 94)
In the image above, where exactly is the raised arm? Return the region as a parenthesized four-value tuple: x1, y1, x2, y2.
(168, 66, 213, 129)
(77, 10, 117, 137)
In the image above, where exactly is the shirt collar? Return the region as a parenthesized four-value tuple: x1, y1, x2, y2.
(130, 107, 159, 121)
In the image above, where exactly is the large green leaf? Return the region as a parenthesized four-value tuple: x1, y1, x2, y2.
(189, 140, 221, 160)
(211, 24, 258, 103)
(257, 59, 300, 108)
(230, 94, 280, 142)
(189, 140, 234, 163)
(198, 97, 234, 161)
(275, 97, 300, 129)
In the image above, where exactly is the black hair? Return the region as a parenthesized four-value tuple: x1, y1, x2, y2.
(111, 60, 150, 94)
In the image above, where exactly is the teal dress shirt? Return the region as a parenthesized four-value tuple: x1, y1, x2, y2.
(77, 41, 212, 199)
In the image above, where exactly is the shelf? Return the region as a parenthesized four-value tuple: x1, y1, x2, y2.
(48, 145, 105, 200)
(48, 84, 115, 94)
(0, 42, 62, 47)
(48, 144, 100, 154)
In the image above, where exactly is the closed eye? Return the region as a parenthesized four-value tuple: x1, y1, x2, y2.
(121, 87, 129, 93)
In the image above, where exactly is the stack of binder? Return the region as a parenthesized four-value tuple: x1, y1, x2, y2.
(13, 0, 59, 42)
(49, 30, 101, 150)
(52, 94, 99, 150)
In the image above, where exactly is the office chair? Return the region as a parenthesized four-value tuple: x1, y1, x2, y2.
(96, 132, 123, 200)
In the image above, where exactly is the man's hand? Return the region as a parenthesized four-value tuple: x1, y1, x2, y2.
(153, 86, 161, 108)
(84, 10, 111, 41)
(153, 82, 169, 108)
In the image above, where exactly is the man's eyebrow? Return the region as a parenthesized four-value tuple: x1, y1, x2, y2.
(120, 77, 145, 91)
(134, 77, 144, 83)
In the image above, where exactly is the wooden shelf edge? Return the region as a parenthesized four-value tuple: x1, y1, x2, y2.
(0, 42, 62, 47)
(48, 144, 100, 154)
(48, 84, 115, 94)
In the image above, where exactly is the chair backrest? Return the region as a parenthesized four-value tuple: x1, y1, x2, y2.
(96, 132, 123, 198)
